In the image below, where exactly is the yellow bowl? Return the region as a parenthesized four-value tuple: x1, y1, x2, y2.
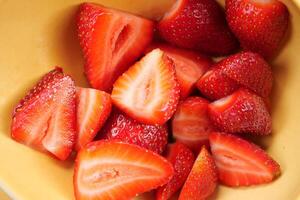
(0, 0, 300, 199)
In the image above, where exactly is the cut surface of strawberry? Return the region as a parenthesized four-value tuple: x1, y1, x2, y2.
(74, 140, 174, 200)
(112, 48, 180, 125)
(77, 3, 154, 91)
(11, 68, 76, 160)
(209, 132, 281, 187)
(75, 87, 112, 151)
(172, 97, 215, 152)
(179, 146, 218, 200)
(156, 142, 195, 200)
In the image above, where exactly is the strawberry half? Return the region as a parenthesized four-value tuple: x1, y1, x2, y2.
(146, 43, 212, 99)
(11, 68, 76, 160)
(112, 49, 180, 125)
(172, 97, 215, 152)
(226, 0, 289, 59)
(75, 87, 112, 151)
(179, 146, 218, 200)
(77, 3, 154, 91)
(158, 0, 238, 55)
(74, 140, 174, 200)
(156, 142, 195, 200)
(208, 89, 272, 135)
(99, 110, 168, 154)
(209, 132, 281, 187)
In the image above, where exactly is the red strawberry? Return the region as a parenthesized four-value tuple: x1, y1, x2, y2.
(172, 97, 215, 152)
(77, 3, 154, 91)
(75, 87, 112, 151)
(111, 49, 180, 125)
(158, 0, 238, 56)
(196, 66, 239, 100)
(99, 110, 168, 154)
(208, 89, 272, 135)
(146, 43, 212, 99)
(74, 140, 174, 200)
(209, 132, 281, 186)
(226, 0, 289, 59)
(179, 146, 218, 200)
(11, 68, 76, 160)
(156, 142, 195, 200)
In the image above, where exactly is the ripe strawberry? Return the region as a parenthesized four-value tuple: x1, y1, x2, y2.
(179, 146, 218, 200)
(172, 97, 215, 152)
(74, 140, 174, 200)
(226, 0, 289, 59)
(156, 142, 195, 200)
(158, 0, 238, 55)
(196, 66, 239, 100)
(146, 43, 212, 99)
(209, 132, 281, 187)
(99, 110, 168, 154)
(208, 89, 272, 135)
(75, 87, 112, 151)
(77, 3, 154, 91)
(111, 49, 180, 125)
(11, 68, 76, 160)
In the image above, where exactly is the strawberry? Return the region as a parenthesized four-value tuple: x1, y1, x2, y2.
(156, 142, 195, 200)
(208, 89, 272, 135)
(74, 140, 174, 200)
(209, 132, 281, 187)
(111, 49, 180, 125)
(196, 66, 239, 100)
(99, 110, 168, 154)
(77, 3, 154, 91)
(172, 97, 215, 152)
(226, 0, 289, 59)
(146, 43, 212, 99)
(75, 87, 112, 151)
(11, 68, 76, 160)
(158, 0, 238, 56)
(179, 146, 218, 200)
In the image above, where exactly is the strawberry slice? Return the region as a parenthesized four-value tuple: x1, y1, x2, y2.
(99, 110, 168, 154)
(196, 66, 239, 100)
(179, 146, 218, 200)
(172, 97, 215, 152)
(209, 132, 281, 186)
(208, 89, 272, 135)
(74, 140, 174, 200)
(77, 3, 154, 91)
(158, 0, 238, 55)
(111, 49, 180, 125)
(226, 0, 289, 59)
(11, 68, 76, 160)
(146, 43, 212, 99)
(75, 87, 112, 151)
(156, 142, 195, 200)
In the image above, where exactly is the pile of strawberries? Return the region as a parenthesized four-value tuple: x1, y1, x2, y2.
(11, 0, 289, 199)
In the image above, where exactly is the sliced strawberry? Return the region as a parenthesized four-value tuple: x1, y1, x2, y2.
(158, 0, 238, 55)
(11, 68, 76, 160)
(226, 0, 289, 59)
(172, 97, 215, 152)
(74, 140, 174, 200)
(196, 66, 239, 100)
(156, 142, 195, 200)
(75, 87, 112, 151)
(77, 3, 154, 91)
(179, 146, 218, 200)
(111, 49, 180, 125)
(146, 43, 212, 99)
(209, 132, 281, 186)
(99, 110, 168, 154)
(208, 89, 272, 135)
